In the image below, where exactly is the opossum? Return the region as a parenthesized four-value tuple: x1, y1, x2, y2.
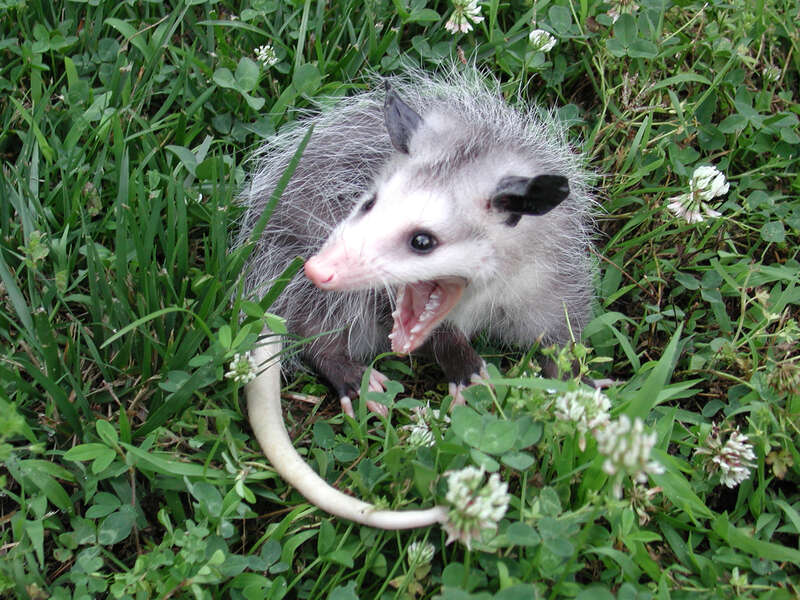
(239, 67, 594, 529)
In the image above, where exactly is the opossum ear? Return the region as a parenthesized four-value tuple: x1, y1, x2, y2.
(490, 175, 570, 222)
(384, 82, 422, 154)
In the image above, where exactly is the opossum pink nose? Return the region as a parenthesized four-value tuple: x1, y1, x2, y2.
(304, 256, 336, 287)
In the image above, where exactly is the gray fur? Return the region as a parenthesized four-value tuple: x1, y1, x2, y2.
(236, 67, 594, 383)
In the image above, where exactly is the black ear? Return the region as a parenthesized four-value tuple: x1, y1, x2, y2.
(490, 175, 570, 221)
(384, 81, 422, 154)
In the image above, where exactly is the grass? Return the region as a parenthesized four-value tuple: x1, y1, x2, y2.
(1, 0, 798, 598)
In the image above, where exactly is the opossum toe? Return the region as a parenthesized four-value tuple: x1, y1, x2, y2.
(368, 368, 389, 392)
(366, 399, 389, 417)
(448, 382, 467, 407)
(339, 396, 355, 418)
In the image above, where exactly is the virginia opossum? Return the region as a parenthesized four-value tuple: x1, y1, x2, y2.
(239, 67, 594, 528)
(240, 68, 594, 405)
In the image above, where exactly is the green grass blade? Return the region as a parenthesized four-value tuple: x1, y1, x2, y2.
(621, 324, 684, 420)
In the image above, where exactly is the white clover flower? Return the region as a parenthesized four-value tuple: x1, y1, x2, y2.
(412, 403, 450, 425)
(528, 29, 557, 53)
(445, 0, 484, 34)
(695, 427, 757, 488)
(768, 357, 800, 396)
(666, 164, 730, 223)
(630, 482, 661, 526)
(255, 43, 279, 67)
(691, 165, 730, 201)
(407, 426, 435, 448)
(406, 540, 435, 566)
(442, 466, 510, 548)
(403, 403, 449, 448)
(594, 415, 663, 497)
(776, 319, 800, 345)
(607, 0, 640, 23)
(715, 431, 757, 487)
(555, 388, 611, 450)
(763, 64, 781, 83)
(225, 352, 257, 384)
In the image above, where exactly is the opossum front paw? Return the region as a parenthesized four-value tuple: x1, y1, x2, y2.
(336, 367, 389, 418)
(447, 363, 490, 408)
(365, 368, 390, 417)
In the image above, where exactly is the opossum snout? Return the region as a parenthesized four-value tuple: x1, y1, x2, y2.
(305, 244, 371, 290)
(304, 255, 337, 288)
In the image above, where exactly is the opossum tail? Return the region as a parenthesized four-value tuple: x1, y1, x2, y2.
(246, 330, 448, 529)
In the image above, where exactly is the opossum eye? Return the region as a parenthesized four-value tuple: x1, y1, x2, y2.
(409, 231, 437, 253)
(360, 194, 376, 213)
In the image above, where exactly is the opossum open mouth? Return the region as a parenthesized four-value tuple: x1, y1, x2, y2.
(388, 279, 465, 354)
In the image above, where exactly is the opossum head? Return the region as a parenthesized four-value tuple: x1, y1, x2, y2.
(304, 85, 570, 355)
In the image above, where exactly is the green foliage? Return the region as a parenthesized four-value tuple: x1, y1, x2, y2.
(1, 0, 798, 598)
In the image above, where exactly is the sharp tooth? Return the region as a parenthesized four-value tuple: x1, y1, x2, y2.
(391, 310, 400, 319)
(388, 331, 396, 340)
(402, 342, 411, 353)
(410, 324, 423, 334)
(424, 298, 440, 311)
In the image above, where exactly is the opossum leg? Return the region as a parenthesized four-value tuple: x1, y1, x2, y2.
(421, 323, 486, 384)
(418, 324, 487, 407)
(302, 335, 388, 417)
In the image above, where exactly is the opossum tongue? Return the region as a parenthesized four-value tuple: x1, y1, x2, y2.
(389, 279, 465, 354)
